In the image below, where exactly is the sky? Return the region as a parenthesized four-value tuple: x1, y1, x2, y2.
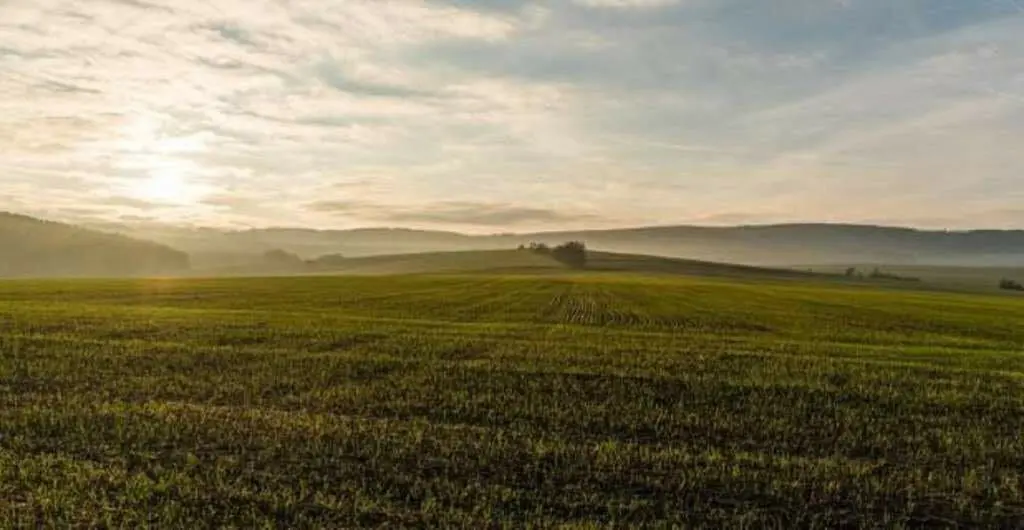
(2, 0, 1024, 233)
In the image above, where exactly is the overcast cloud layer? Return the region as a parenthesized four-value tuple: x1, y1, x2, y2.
(3, 0, 1024, 231)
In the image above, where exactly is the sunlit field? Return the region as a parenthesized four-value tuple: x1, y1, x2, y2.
(2, 274, 1023, 527)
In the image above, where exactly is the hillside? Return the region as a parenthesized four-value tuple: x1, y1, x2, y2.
(0, 213, 190, 277)
(200, 248, 834, 283)
(311, 249, 561, 275)
(95, 222, 1024, 267)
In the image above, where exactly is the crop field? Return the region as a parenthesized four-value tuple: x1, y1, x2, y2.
(1, 274, 1023, 528)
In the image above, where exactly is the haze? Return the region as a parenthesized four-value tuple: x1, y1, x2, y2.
(3, 0, 1024, 232)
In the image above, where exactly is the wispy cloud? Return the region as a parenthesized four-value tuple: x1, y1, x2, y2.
(571, 0, 680, 8)
(310, 199, 599, 228)
(2, 0, 1024, 230)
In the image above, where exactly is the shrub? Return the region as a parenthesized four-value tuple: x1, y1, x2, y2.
(999, 279, 1024, 291)
(552, 241, 587, 269)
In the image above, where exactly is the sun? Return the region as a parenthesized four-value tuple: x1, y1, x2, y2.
(134, 172, 194, 204)
(114, 114, 211, 207)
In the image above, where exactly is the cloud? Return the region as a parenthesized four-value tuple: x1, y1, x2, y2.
(118, 213, 160, 223)
(309, 200, 599, 227)
(2, 0, 1024, 231)
(572, 0, 680, 8)
(312, 56, 441, 99)
(95, 195, 168, 209)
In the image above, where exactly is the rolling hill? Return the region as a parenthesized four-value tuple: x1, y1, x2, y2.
(202, 248, 832, 283)
(94, 221, 1024, 268)
(0, 212, 190, 278)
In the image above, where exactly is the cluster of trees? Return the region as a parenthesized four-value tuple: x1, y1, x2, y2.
(999, 279, 1024, 291)
(519, 241, 588, 269)
(844, 267, 920, 282)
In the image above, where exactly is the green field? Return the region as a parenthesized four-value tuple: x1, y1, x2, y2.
(2, 273, 1023, 527)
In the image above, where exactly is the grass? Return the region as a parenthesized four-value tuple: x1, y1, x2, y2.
(1, 273, 1023, 527)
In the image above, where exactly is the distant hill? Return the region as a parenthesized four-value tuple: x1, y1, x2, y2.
(87, 223, 476, 269)
(0, 213, 190, 278)
(94, 221, 1024, 268)
(523, 224, 1024, 267)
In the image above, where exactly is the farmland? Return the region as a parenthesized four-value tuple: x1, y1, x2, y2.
(1, 273, 1023, 527)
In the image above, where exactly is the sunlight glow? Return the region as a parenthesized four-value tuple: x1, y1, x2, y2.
(116, 113, 211, 207)
(134, 172, 194, 204)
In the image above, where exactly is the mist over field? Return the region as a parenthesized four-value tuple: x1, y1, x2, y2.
(98, 220, 1024, 266)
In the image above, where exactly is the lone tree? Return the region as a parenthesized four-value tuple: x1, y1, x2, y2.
(552, 241, 587, 269)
